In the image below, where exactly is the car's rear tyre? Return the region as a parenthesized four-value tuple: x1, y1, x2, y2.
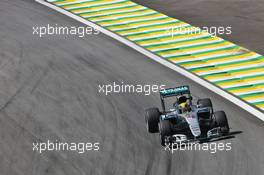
(159, 120, 172, 146)
(197, 98, 213, 108)
(214, 111, 229, 135)
(145, 108, 160, 133)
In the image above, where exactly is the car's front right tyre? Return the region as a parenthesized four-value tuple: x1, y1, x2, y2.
(159, 120, 172, 146)
(145, 107, 160, 133)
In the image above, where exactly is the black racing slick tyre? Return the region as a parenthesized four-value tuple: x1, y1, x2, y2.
(214, 111, 230, 135)
(145, 108, 160, 133)
(159, 120, 172, 146)
(197, 98, 213, 108)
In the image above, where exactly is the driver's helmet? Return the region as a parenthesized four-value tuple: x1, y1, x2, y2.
(179, 102, 189, 113)
(177, 96, 190, 113)
(178, 96, 187, 104)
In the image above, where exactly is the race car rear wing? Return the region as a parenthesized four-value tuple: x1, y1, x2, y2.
(159, 85, 191, 112)
(160, 85, 190, 98)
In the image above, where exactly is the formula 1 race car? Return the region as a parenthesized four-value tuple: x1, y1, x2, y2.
(145, 85, 230, 146)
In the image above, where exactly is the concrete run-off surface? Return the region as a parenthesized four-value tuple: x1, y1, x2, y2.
(133, 0, 264, 55)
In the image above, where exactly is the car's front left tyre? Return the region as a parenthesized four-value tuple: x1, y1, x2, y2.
(213, 111, 230, 135)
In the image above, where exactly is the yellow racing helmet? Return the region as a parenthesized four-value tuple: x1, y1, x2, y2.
(179, 102, 189, 113)
(179, 102, 187, 109)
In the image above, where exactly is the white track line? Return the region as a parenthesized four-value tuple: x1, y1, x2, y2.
(36, 0, 264, 121)
(64, 0, 128, 10)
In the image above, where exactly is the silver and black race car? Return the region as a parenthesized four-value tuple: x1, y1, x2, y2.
(145, 85, 230, 146)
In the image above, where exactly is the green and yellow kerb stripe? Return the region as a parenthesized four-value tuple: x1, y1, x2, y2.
(47, 0, 264, 111)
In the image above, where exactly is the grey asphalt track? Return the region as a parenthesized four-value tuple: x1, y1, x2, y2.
(0, 0, 263, 175)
